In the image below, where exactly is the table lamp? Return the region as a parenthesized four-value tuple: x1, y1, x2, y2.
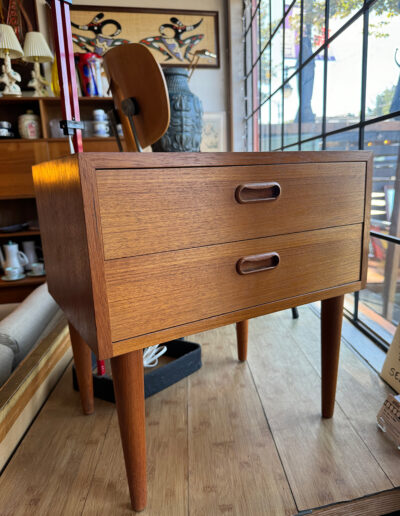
(0, 24, 24, 96)
(23, 32, 53, 97)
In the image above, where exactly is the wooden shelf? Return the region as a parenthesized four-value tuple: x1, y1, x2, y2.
(0, 96, 113, 103)
(0, 276, 46, 288)
(0, 230, 40, 238)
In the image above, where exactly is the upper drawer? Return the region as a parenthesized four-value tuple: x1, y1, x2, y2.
(104, 224, 362, 342)
(96, 162, 366, 259)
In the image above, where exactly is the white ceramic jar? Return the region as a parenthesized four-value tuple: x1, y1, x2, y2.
(18, 110, 41, 139)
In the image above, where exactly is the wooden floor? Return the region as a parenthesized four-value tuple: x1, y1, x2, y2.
(0, 306, 399, 515)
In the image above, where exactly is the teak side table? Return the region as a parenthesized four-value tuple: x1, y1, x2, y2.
(33, 150, 372, 512)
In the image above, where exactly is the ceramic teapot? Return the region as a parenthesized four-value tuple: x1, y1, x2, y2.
(0, 241, 29, 274)
(22, 240, 41, 270)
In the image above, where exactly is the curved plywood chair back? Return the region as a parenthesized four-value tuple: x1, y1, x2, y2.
(103, 43, 170, 151)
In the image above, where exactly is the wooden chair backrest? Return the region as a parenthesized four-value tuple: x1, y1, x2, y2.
(103, 43, 170, 151)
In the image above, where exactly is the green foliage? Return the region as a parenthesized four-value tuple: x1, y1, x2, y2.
(367, 85, 396, 117)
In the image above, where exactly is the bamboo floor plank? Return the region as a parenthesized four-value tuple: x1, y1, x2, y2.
(0, 364, 113, 516)
(81, 378, 189, 516)
(0, 308, 399, 515)
(246, 311, 393, 511)
(187, 324, 297, 516)
(274, 306, 400, 487)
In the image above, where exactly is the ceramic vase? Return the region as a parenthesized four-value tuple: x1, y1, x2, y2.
(152, 67, 203, 152)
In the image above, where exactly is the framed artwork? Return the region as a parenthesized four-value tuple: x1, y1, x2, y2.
(70, 6, 219, 68)
(200, 112, 227, 152)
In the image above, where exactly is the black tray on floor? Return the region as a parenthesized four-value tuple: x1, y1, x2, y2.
(73, 339, 202, 401)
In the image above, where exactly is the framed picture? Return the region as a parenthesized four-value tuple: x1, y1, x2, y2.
(70, 6, 219, 68)
(201, 112, 227, 152)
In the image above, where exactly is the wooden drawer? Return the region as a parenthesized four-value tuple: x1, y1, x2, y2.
(104, 224, 362, 342)
(96, 162, 366, 260)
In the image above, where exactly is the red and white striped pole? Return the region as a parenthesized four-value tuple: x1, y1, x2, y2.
(49, 0, 105, 375)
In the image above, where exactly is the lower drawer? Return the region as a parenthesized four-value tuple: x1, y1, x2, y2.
(104, 224, 363, 342)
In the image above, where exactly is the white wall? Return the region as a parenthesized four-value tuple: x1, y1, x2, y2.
(36, 0, 233, 147)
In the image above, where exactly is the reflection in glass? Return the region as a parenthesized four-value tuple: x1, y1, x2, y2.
(271, 0, 283, 34)
(325, 129, 359, 151)
(245, 29, 252, 76)
(260, 45, 271, 103)
(271, 90, 283, 150)
(260, 0, 271, 47)
(283, 75, 299, 147)
(300, 54, 323, 140)
(365, 1, 400, 120)
(364, 120, 400, 233)
(301, 138, 323, 151)
(260, 101, 270, 151)
(246, 75, 253, 117)
(246, 116, 253, 151)
(329, 1, 361, 37)
(303, 0, 326, 59)
(326, 16, 363, 127)
(359, 238, 398, 339)
(271, 26, 283, 93)
(251, 12, 260, 66)
(284, 2, 300, 79)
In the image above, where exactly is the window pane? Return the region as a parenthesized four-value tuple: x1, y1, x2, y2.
(260, 101, 270, 151)
(246, 116, 253, 151)
(284, 143, 300, 151)
(326, 16, 363, 128)
(245, 29, 252, 76)
(271, 26, 283, 93)
(244, 1, 252, 33)
(246, 75, 253, 116)
(261, 45, 271, 103)
(284, 2, 300, 78)
(364, 120, 400, 232)
(283, 75, 299, 147)
(359, 237, 397, 338)
(303, 0, 326, 60)
(301, 138, 323, 150)
(329, 1, 361, 37)
(271, 0, 283, 34)
(271, 90, 283, 149)
(260, 0, 271, 46)
(300, 54, 324, 140)
(325, 129, 359, 151)
(365, 1, 400, 120)
(251, 12, 260, 66)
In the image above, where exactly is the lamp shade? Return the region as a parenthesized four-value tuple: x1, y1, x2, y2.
(0, 24, 23, 59)
(23, 32, 53, 63)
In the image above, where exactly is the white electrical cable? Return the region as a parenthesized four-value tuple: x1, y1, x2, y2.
(143, 344, 168, 368)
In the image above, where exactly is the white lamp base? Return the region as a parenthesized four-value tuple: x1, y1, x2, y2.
(28, 61, 50, 97)
(0, 54, 22, 96)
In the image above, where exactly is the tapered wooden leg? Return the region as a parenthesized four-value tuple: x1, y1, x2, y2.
(321, 295, 344, 418)
(68, 322, 94, 415)
(111, 350, 147, 512)
(236, 319, 249, 361)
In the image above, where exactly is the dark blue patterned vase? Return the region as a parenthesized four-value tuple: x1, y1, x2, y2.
(152, 67, 203, 152)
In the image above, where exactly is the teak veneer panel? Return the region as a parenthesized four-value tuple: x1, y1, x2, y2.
(105, 224, 362, 342)
(97, 162, 366, 259)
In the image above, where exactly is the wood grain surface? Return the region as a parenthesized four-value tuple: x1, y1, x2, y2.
(111, 350, 147, 512)
(96, 162, 366, 259)
(1, 309, 398, 515)
(187, 326, 297, 516)
(32, 155, 100, 355)
(246, 312, 393, 511)
(0, 141, 48, 198)
(105, 225, 362, 342)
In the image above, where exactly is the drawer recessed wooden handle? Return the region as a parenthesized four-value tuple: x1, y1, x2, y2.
(235, 182, 281, 204)
(236, 252, 280, 275)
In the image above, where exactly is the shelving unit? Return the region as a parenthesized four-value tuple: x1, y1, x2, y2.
(0, 95, 123, 302)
